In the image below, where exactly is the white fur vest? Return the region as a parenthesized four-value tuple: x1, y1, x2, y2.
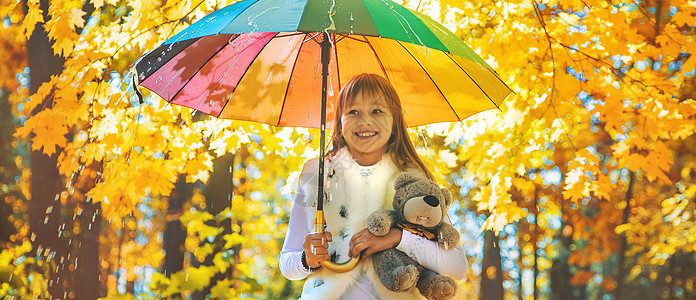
(297, 148, 425, 300)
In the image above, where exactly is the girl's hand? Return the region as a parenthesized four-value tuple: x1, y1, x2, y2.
(302, 232, 333, 268)
(348, 227, 402, 260)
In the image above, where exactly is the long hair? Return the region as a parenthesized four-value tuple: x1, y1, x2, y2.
(328, 73, 433, 180)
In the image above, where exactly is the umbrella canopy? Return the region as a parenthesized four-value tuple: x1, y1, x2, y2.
(135, 0, 511, 129)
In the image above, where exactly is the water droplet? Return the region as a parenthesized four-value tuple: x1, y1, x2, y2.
(46, 206, 53, 214)
(44, 216, 49, 224)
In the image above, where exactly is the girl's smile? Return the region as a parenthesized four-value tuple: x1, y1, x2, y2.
(341, 92, 393, 166)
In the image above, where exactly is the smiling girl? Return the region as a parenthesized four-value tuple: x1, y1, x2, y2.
(279, 74, 468, 300)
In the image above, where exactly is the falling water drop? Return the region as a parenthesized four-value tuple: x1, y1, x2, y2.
(46, 206, 53, 214)
(44, 216, 49, 224)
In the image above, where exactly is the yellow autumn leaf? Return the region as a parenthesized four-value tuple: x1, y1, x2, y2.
(223, 233, 246, 249)
(210, 279, 235, 299)
(68, 7, 86, 29)
(21, 0, 43, 38)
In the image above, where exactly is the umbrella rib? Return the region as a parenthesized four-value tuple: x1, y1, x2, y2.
(277, 32, 307, 39)
(445, 53, 502, 111)
(335, 34, 371, 44)
(217, 32, 281, 118)
(394, 40, 456, 120)
(277, 32, 309, 127)
(363, 37, 389, 81)
(167, 35, 237, 115)
(333, 33, 342, 95)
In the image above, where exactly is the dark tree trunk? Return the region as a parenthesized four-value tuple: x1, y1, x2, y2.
(480, 229, 504, 300)
(532, 188, 539, 300)
(24, 0, 97, 298)
(72, 200, 103, 299)
(615, 171, 635, 300)
(192, 151, 237, 299)
(550, 196, 577, 300)
(163, 174, 191, 297)
(517, 227, 524, 300)
(0, 89, 19, 243)
(25, 0, 66, 297)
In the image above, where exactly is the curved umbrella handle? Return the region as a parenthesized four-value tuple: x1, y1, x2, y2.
(313, 211, 361, 273)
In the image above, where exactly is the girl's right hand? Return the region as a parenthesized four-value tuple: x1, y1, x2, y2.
(302, 232, 333, 268)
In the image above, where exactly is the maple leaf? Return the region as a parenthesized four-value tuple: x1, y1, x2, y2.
(68, 8, 86, 29)
(672, 8, 696, 27)
(21, 0, 44, 39)
(682, 42, 696, 72)
(92, 0, 104, 9)
(15, 109, 69, 156)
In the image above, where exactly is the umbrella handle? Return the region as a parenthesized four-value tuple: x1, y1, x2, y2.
(313, 211, 361, 273)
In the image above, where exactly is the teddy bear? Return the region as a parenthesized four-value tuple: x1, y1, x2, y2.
(366, 171, 460, 300)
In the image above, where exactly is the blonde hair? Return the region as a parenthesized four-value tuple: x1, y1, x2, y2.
(328, 73, 434, 180)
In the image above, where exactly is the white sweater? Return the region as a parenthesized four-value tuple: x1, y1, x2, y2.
(279, 149, 468, 299)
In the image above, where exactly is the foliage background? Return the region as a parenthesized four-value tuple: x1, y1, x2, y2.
(1, 0, 696, 299)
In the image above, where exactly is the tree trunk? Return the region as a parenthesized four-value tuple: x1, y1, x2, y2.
(24, 0, 98, 297)
(532, 187, 539, 300)
(192, 151, 237, 299)
(72, 200, 103, 299)
(25, 0, 66, 297)
(480, 229, 504, 300)
(517, 219, 525, 300)
(550, 196, 576, 300)
(163, 174, 191, 278)
(0, 89, 19, 243)
(615, 171, 635, 300)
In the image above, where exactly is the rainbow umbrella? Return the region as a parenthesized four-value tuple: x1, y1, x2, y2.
(135, 0, 511, 272)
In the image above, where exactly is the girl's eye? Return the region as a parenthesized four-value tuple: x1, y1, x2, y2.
(372, 109, 383, 114)
(347, 109, 359, 115)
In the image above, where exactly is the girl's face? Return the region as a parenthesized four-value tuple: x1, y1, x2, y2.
(340, 91, 394, 166)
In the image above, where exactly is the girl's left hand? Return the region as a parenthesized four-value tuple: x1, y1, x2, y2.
(348, 227, 402, 260)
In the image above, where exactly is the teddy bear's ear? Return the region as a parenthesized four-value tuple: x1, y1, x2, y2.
(394, 171, 421, 190)
(441, 188, 453, 207)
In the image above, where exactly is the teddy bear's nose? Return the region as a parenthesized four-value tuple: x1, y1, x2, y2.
(424, 195, 439, 207)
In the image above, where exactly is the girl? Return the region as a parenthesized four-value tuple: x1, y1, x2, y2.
(279, 73, 468, 299)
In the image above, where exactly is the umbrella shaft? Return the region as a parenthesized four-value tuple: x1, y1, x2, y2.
(316, 32, 331, 213)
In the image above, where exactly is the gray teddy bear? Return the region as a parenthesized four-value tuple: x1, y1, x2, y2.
(367, 171, 460, 300)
